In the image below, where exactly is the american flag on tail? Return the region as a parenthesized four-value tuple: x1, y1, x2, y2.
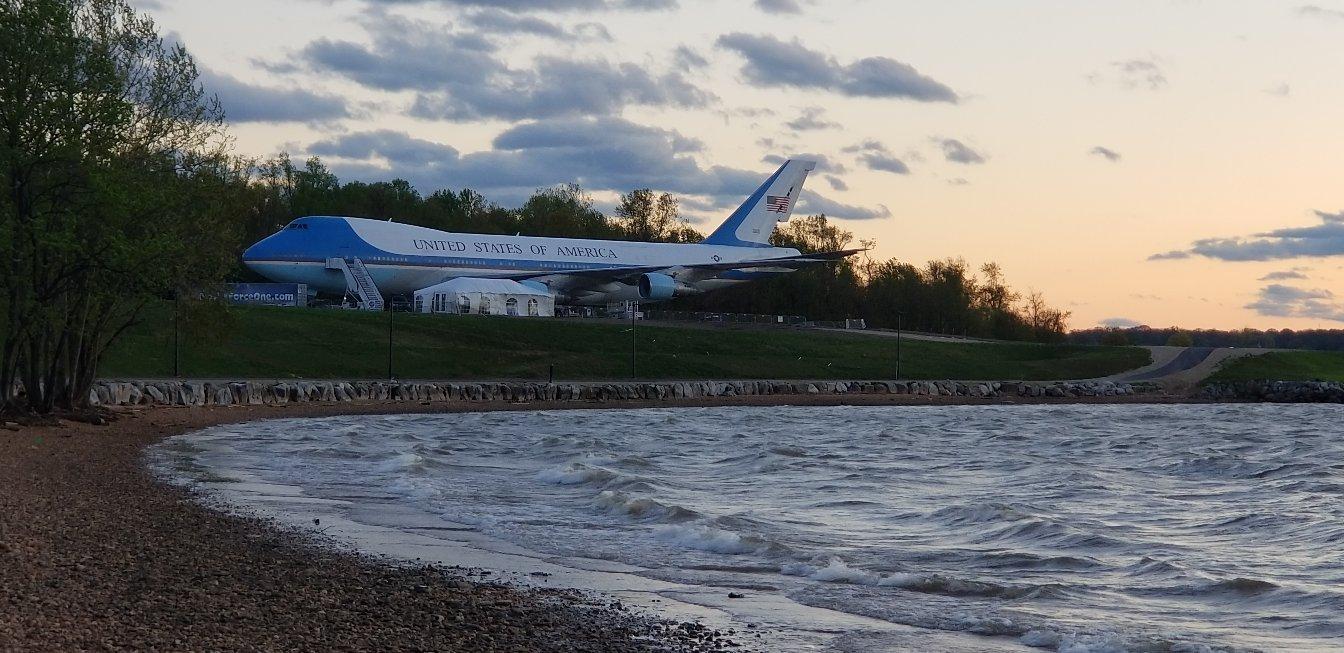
(765, 194, 792, 213)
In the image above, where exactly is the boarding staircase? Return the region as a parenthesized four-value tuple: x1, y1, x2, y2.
(325, 257, 384, 311)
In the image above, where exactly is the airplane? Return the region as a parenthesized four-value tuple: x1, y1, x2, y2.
(241, 159, 861, 306)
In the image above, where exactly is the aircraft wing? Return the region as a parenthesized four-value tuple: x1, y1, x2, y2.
(496, 249, 863, 292)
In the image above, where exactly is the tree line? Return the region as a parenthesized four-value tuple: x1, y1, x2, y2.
(1, 0, 1068, 414)
(1071, 326, 1344, 351)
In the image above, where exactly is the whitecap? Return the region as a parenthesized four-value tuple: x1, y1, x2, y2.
(652, 524, 761, 554)
(536, 463, 617, 486)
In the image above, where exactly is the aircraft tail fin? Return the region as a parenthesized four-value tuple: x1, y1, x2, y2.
(702, 159, 815, 248)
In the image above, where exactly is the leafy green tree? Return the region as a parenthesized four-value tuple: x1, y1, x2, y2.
(517, 185, 622, 239)
(616, 188, 694, 242)
(1166, 331, 1194, 347)
(1, 0, 240, 412)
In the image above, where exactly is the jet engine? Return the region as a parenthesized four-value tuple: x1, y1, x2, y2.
(638, 273, 678, 300)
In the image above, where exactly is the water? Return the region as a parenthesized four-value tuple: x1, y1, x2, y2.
(152, 404, 1344, 652)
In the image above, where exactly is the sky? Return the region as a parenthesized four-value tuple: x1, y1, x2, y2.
(137, 0, 1344, 330)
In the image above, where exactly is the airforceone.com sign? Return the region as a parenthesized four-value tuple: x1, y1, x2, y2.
(226, 283, 308, 307)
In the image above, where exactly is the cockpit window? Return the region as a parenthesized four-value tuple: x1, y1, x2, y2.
(285, 223, 309, 230)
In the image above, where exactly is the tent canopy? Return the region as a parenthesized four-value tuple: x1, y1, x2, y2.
(414, 277, 554, 317)
(414, 277, 550, 297)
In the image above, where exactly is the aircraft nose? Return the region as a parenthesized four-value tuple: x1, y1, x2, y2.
(242, 231, 284, 267)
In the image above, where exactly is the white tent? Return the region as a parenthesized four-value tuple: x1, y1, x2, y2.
(413, 277, 554, 317)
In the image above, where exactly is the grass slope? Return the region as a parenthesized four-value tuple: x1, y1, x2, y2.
(1209, 351, 1344, 383)
(101, 305, 1150, 381)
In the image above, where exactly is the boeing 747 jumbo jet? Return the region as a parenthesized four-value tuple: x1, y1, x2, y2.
(242, 159, 860, 307)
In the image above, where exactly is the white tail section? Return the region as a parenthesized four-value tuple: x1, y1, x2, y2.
(703, 159, 816, 248)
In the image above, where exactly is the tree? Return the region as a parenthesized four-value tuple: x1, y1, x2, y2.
(771, 214, 853, 253)
(976, 262, 1025, 339)
(1166, 331, 1194, 347)
(615, 188, 689, 242)
(1, 0, 240, 412)
(1024, 290, 1071, 343)
(1100, 330, 1130, 347)
(517, 185, 621, 239)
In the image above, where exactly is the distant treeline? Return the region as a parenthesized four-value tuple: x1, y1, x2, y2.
(1070, 326, 1344, 351)
(243, 156, 1072, 343)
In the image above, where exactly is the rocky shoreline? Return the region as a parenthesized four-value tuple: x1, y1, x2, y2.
(1202, 380, 1344, 403)
(86, 377, 1160, 408)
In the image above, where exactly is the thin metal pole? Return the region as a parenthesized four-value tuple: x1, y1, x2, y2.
(387, 298, 394, 380)
(173, 291, 180, 378)
(631, 301, 638, 379)
(895, 312, 902, 380)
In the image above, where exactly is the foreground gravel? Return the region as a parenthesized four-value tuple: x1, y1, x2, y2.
(0, 401, 763, 652)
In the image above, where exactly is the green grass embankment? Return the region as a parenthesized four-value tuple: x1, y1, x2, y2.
(1208, 351, 1344, 383)
(100, 305, 1150, 381)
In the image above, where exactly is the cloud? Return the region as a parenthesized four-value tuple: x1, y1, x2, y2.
(305, 117, 886, 219)
(825, 175, 848, 191)
(459, 9, 612, 41)
(1151, 210, 1344, 261)
(295, 16, 501, 91)
(1148, 250, 1191, 261)
(463, 9, 564, 37)
(1260, 270, 1309, 281)
(859, 153, 910, 175)
(938, 138, 985, 164)
(1265, 82, 1291, 97)
(1100, 317, 1143, 328)
(358, 0, 677, 10)
(761, 153, 846, 174)
(754, 0, 801, 13)
(842, 139, 888, 154)
(715, 33, 958, 102)
(1246, 284, 1344, 322)
(409, 57, 712, 120)
(197, 68, 352, 123)
(731, 107, 774, 118)
(673, 45, 708, 71)
(796, 190, 890, 220)
(1296, 5, 1344, 20)
(292, 13, 709, 121)
(618, 0, 677, 8)
(1092, 56, 1167, 90)
(785, 106, 839, 130)
(1090, 146, 1122, 162)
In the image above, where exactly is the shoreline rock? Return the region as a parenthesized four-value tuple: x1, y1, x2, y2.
(1202, 380, 1344, 403)
(83, 378, 1159, 408)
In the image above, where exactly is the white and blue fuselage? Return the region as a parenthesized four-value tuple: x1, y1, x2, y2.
(242, 159, 840, 305)
(242, 216, 801, 304)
